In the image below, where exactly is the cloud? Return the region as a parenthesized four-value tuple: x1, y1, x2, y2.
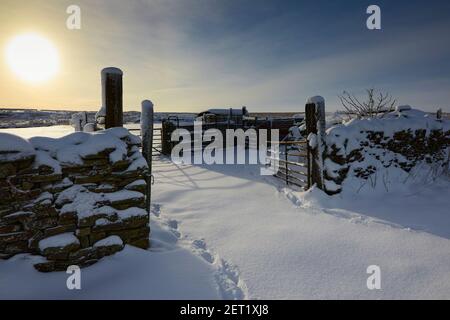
(0, 0, 449, 112)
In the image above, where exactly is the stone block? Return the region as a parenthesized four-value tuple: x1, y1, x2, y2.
(29, 174, 62, 183)
(44, 224, 77, 238)
(76, 227, 91, 237)
(25, 217, 58, 230)
(0, 163, 16, 179)
(59, 212, 78, 226)
(29, 231, 45, 251)
(81, 148, 115, 160)
(41, 242, 80, 258)
(128, 238, 150, 249)
(96, 244, 124, 257)
(89, 231, 106, 245)
(79, 236, 90, 249)
(0, 231, 30, 244)
(109, 226, 150, 242)
(0, 224, 22, 234)
(69, 247, 99, 261)
(74, 174, 108, 184)
(2, 211, 34, 224)
(4, 241, 29, 254)
(34, 261, 56, 273)
(111, 160, 131, 172)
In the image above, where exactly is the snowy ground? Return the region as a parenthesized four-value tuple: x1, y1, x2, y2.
(152, 160, 450, 299)
(0, 125, 74, 139)
(0, 217, 224, 299)
(1, 125, 450, 299)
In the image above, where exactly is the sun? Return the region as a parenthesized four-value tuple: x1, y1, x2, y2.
(5, 33, 60, 83)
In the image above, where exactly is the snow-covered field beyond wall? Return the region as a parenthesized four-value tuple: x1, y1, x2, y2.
(1, 125, 450, 299)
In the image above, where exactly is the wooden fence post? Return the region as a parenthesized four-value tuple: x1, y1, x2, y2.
(102, 67, 123, 129)
(305, 96, 326, 190)
(141, 100, 154, 216)
(141, 100, 154, 161)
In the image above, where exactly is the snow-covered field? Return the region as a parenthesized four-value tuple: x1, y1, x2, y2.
(0, 109, 197, 129)
(1, 125, 450, 299)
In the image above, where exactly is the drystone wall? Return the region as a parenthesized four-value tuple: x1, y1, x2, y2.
(322, 108, 450, 194)
(0, 128, 149, 272)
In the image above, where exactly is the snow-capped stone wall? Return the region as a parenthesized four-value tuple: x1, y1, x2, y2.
(0, 128, 149, 272)
(323, 108, 450, 194)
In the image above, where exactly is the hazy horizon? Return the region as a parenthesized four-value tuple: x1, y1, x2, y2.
(1, 0, 450, 113)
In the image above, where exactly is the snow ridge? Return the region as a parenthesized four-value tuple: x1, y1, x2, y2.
(281, 186, 428, 233)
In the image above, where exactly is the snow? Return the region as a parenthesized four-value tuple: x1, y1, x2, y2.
(57, 186, 144, 220)
(0, 126, 74, 139)
(140, 100, 154, 137)
(125, 179, 146, 189)
(288, 126, 302, 139)
(307, 133, 317, 149)
(324, 158, 341, 179)
(0, 246, 222, 299)
(27, 129, 135, 166)
(327, 108, 449, 150)
(396, 105, 412, 112)
(324, 179, 340, 192)
(0, 133, 35, 162)
(324, 108, 449, 193)
(101, 67, 123, 76)
(0, 133, 34, 153)
(38, 233, 79, 251)
(127, 157, 148, 171)
(58, 186, 114, 219)
(151, 159, 450, 299)
(117, 207, 147, 219)
(96, 105, 106, 118)
(2, 124, 450, 300)
(56, 185, 86, 206)
(307, 96, 325, 105)
(93, 236, 123, 247)
(34, 192, 53, 205)
(0, 208, 225, 299)
(104, 190, 144, 203)
(83, 123, 96, 132)
(70, 112, 87, 132)
(33, 150, 62, 174)
(50, 178, 74, 189)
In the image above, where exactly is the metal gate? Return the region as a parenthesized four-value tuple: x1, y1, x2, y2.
(128, 126, 163, 156)
(268, 139, 311, 190)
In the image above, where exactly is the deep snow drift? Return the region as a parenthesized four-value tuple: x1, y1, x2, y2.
(151, 160, 450, 299)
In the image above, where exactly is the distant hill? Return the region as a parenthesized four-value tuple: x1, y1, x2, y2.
(0, 108, 196, 129)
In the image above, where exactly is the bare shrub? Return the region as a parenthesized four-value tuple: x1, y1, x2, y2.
(339, 88, 397, 119)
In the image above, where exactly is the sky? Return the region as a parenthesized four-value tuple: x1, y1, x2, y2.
(0, 0, 449, 112)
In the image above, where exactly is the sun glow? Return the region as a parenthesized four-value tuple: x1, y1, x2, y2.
(5, 33, 60, 83)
